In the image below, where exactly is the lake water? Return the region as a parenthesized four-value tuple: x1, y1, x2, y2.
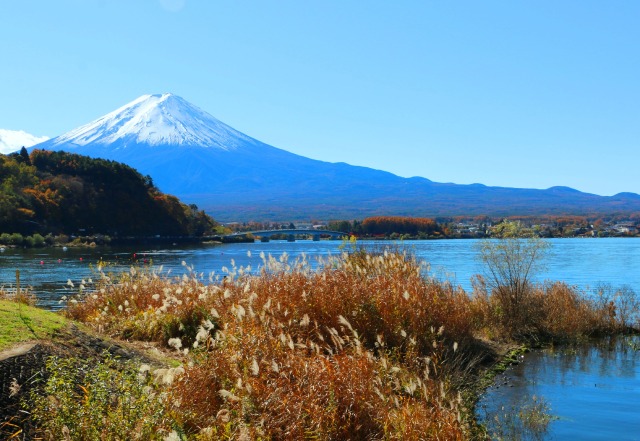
(477, 336, 640, 440)
(1, 238, 639, 310)
(1, 237, 640, 439)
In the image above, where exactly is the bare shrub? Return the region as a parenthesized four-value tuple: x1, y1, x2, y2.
(477, 221, 550, 339)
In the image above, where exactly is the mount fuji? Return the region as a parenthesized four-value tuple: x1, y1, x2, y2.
(33, 93, 640, 220)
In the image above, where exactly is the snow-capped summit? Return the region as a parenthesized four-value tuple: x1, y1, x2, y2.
(42, 93, 255, 151)
(30, 93, 640, 221)
(0, 129, 49, 154)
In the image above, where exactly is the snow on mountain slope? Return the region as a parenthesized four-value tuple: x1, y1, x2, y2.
(0, 129, 49, 154)
(29, 92, 640, 221)
(44, 93, 257, 150)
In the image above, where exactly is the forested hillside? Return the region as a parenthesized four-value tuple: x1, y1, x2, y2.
(0, 148, 218, 236)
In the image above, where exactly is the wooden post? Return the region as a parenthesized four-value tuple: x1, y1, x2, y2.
(16, 269, 20, 297)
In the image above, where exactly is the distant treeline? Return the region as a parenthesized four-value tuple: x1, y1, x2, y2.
(0, 148, 220, 237)
(226, 214, 640, 239)
(326, 217, 443, 238)
(324, 214, 640, 238)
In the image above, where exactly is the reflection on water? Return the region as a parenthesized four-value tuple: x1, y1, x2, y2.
(478, 336, 640, 440)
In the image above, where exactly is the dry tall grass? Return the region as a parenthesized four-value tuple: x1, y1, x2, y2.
(471, 275, 637, 342)
(60, 248, 639, 439)
(0, 285, 37, 306)
(66, 251, 472, 439)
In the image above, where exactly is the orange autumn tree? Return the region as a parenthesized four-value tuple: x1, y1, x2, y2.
(361, 216, 442, 236)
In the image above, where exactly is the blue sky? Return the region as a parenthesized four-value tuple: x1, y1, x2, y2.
(1, 0, 638, 196)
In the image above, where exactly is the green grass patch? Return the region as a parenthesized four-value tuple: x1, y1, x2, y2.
(0, 300, 67, 351)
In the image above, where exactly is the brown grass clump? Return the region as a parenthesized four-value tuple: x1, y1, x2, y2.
(471, 276, 638, 343)
(66, 263, 222, 347)
(168, 308, 465, 440)
(537, 282, 603, 338)
(0, 285, 37, 306)
(65, 250, 471, 439)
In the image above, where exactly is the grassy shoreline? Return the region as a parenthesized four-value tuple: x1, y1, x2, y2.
(2, 249, 638, 439)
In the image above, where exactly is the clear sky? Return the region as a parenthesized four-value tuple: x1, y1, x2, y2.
(1, 0, 638, 196)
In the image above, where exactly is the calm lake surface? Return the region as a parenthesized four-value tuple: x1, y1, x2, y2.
(1, 237, 639, 440)
(478, 336, 640, 440)
(1, 237, 639, 310)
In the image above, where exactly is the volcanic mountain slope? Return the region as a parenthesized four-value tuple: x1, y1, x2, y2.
(33, 93, 640, 220)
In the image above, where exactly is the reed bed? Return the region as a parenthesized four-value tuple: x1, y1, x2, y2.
(471, 276, 637, 342)
(42, 248, 638, 440)
(63, 251, 471, 439)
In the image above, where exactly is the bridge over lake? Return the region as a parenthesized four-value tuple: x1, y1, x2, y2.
(223, 229, 348, 242)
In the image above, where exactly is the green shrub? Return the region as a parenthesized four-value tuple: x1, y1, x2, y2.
(32, 233, 46, 247)
(24, 235, 35, 247)
(9, 232, 23, 245)
(27, 354, 175, 440)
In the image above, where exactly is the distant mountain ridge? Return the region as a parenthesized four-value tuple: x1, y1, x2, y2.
(0, 129, 49, 154)
(32, 93, 640, 221)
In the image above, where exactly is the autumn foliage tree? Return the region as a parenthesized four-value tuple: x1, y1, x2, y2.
(361, 216, 442, 236)
(0, 150, 219, 236)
